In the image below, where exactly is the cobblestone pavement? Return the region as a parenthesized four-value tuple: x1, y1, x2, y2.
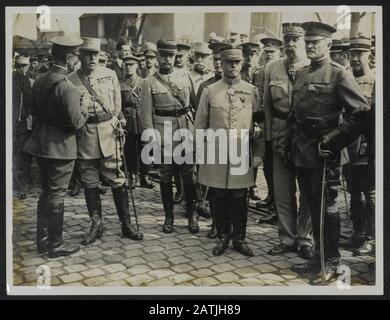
(12, 167, 375, 288)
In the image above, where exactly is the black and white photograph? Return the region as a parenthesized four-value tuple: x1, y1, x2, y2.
(5, 5, 383, 296)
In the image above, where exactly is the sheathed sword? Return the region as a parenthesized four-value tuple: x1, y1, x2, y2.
(320, 158, 327, 283)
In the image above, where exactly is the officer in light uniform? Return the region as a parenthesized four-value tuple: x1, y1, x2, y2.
(195, 48, 264, 257)
(140, 39, 199, 234)
(68, 37, 143, 246)
(287, 22, 370, 283)
(262, 23, 313, 259)
(24, 36, 88, 258)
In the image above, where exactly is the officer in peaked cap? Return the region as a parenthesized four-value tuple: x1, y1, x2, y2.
(68, 37, 144, 246)
(229, 32, 240, 46)
(190, 42, 214, 94)
(286, 22, 370, 283)
(195, 48, 264, 257)
(194, 41, 232, 240)
(260, 37, 283, 65)
(140, 39, 199, 235)
(24, 36, 89, 258)
(120, 52, 155, 190)
(13, 54, 32, 200)
(143, 41, 158, 77)
(344, 33, 376, 256)
(330, 38, 351, 72)
(175, 42, 192, 70)
(261, 21, 313, 259)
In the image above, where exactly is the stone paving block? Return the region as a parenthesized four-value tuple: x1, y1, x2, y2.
(189, 260, 213, 269)
(210, 263, 236, 273)
(148, 269, 176, 279)
(148, 278, 175, 286)
(88, 259, 106, 267)
(147, 260, 171, 269)
(163, 242, 182, 250)
(102, 254, 124, 264)
(81, 268, 105, 278)
(123, 248, 143, 258)
(257, 273, 285, 283)
(192, 277, 220, 286)
(128, 265, 152, 276)
(83, 276, 110, 286)
(163, 249, 185, 258)
(107, 272, 130, 281)
(60, 273, 84, 284)
(253, 264, 278, 274)
(185, 252, 209, 261)
(63, 264, 87, 273)
(189, 268, 216, 279)
(50, 268, 66, 277)
(102, 263, 127, 274)
(234, 267, 259, 278)
(168, 256, 191, 265)
(20, 257, 46, 267)
(214, 272, 240, 283)
(143, 252, 166, 262)
(239, 278, 266, 286)
(103, 280, 128, 286)
(171, 264, 194, 273)
(168, 273, 195, 285)
(271, 260, 292, 269)
(123, 257, 146, 268)
(62, 281, 86, 286)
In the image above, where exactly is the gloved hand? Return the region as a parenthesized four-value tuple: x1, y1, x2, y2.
(318, 139, 334, 158)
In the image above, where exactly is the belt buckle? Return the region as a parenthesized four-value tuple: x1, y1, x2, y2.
(175, 110, 179, 117)
(96, 114, 103, 123)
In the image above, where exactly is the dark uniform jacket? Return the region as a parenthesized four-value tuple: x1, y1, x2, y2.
(120, 75, 143, 135)
(347, 69, 375, 165)
(24, 65, 88, 160)
(289, 57, 369, 168)
(13, 71, 32, 136)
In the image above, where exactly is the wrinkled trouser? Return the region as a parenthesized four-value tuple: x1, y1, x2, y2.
(350, 165, 375, 239)
(296, 166, 341, 263)
(273, 153, 312, 247)
(13, 131, 32, 193)
(212, 188, 248, 240)
(263, 142, 274, 201)
(125, 133, 150, 176)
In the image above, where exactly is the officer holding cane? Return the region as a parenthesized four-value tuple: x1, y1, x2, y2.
(287, 22, 369, 283)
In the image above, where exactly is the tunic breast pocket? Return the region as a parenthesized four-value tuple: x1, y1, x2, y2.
(152, 89, 172, 107)
(270, 81, 288, 102)
(307, 84, 334, 109)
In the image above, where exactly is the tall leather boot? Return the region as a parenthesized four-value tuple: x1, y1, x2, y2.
(140, 174, 155, 189)
(36, 197, 48, 253)
(112, 185, 143, 240)
(231, 195, 253, 257)
(160, 181, 174, 233)
(207, 199, 217, 239)
(48, 202, 80, 258)
(183, 175, 199, 234)
(81, 187, 103, 245)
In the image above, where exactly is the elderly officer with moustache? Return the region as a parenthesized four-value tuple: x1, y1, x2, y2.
(263, 23, 313, 259)
(190, 42, 214, 94)
(343, 34, 375, 256)
(140, 39, 199, 234)
(251, 37, 283, 209)
(120, 51, 155, 189)
(195, 48, 264, 257)
(24, 36, 89, 258)
(195, 41, 232, 239)
(287, 22, 369, 283)
(68, 37, 143, 246)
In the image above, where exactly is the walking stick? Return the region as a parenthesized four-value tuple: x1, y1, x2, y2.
(116, 122, 140, 231)
(320, 158, 327, 283)
(339, 165, 350, 218)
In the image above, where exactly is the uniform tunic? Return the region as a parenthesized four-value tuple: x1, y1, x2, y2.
(195, 75, 264, 189)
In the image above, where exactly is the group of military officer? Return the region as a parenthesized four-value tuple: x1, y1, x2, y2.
(14, 19, 375, 284)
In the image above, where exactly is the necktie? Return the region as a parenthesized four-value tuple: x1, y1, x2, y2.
(288, 64, 296, 83)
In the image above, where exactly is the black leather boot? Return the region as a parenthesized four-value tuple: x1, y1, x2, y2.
(48, 202, 80, 258)
(36, 197, 48, 253)
(140, 174, 155, 189)
(291, 253, 321, 275)
(81, 188, 103, 245)
(231, 195, 253, 256)
(112, 185, 143, 240)
(207, 200, 217, 239)
(183, 176, 199, 234)
(213, 236, 230, 256)
(160, 181, 174, 233)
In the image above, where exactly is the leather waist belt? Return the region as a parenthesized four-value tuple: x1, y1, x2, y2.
(154, 107, 190, 117)
(273, 109, 289, 120)
(87, 113, 112, 124)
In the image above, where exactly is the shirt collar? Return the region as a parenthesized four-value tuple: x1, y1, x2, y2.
(222, 75, 241, 85)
